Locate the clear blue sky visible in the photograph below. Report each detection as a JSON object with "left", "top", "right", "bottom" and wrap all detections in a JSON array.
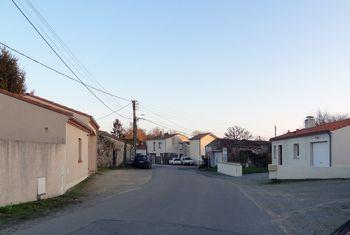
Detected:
[{"left": 2, "top": 0, "right": 350, "bottom": 138}]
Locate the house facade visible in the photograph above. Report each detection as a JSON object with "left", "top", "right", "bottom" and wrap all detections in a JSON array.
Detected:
[
  {"left": 205, "top": 138, "right": 270, "bottom": 167},
  {"left": 189, "top": 133, "right": 217, "bottom": 165},
  {"left": 146, "top": 133, "right": 189, "bottom": 164},
  {"left": 0, "top": 89, "right": 98, "bottom": 207},
  {"left": 269, "top": 116, "right": 350, "bottom": 180}
]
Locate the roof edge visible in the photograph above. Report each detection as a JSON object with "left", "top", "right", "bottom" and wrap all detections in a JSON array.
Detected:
[
  {"left": 25, "top": 93, "right": 99, "bottom": 130},
  {"left": 0, "top": 89, "right": 73, "bottom": 117},
  {"left": 270, "top": 130, "right": 330, "bottom": 141}
]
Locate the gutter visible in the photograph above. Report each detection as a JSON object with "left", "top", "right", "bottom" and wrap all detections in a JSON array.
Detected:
[{"left": 328, "top": 131, "right": 332, "bottom": 167}]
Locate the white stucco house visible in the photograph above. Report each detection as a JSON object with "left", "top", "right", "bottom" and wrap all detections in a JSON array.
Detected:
[
  {"left": 0, "top": 89, "right": 99, "bottom": 207},
  {"left": 146, "top": 133, "right": 189, "bottom": 164},
  {"left": 269, "top": 116, "right": 350, "bottom": 180},
  {"left": 189, "top": 133, "right": 217, "bottom": 165}
]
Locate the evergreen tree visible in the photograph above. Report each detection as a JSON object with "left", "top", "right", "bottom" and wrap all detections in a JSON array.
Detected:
[
  {"left": 0, "top": 47, "right": 26, "bottom": 94},
  {"left": 111, "top": 119, "right": 125, "bottom": 138}
]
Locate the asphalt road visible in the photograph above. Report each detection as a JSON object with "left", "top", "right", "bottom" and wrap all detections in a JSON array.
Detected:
[{"left": 16, "top": 165, "right": 282, "bottom": 235}]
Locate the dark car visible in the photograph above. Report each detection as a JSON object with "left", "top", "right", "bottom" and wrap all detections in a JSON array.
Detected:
[{"left": 131, "top": 155, "right": 152, "bottom": 169}]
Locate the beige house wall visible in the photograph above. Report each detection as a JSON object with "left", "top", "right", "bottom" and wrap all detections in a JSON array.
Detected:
[
  {"left": 189, "top": 139, "right": 200, "bottom": 162},
  {"left": 271, "top": 134, "right": 330, "bottom": 167},
  {"left": 200, "top": 135, "right": 216, "bottom": 156},
  {"left": 332, "top": 126, "right": 350, "bottom": 166},
  {"left": 190, "top": 135, "right": 216, "bottom": 165},
  {"left": 0, "top": 93, "right": 68, "bottom": 144},
  {"left": 0, "top": 139, "right": 66, "bottom": 207},
  {"left": 25, "top": 95, "right": 98, "bottom": 174},
  {"left": 64, "top": 123, "right": 89, "bottom": 190}
]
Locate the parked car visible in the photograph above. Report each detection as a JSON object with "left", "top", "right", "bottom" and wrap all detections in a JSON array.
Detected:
[
  {"left": 181, "top": 157, "right": 194, "bottom": 166},
  {"left": 131, "top": 154, "right": 152, "bottom": 169},
  {"left": 169, "top": 158, "right": 182, "bottom": 165}
]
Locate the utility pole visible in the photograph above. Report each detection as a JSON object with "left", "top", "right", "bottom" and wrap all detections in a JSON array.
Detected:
[
  {"left": 132, "top": 100, "right": 138, "bottom": 159},
  {"left": 274, "top": 125, "right": 277, "bottom": 137}
]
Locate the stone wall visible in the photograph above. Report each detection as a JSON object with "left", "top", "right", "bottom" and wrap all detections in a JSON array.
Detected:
[{"left": 97, "top": 131, "right": 132, "bottom": 168}]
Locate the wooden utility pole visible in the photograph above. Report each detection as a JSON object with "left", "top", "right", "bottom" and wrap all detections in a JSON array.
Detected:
[{"left": 132, "top": 100, "right": 138, "bottom": 159}]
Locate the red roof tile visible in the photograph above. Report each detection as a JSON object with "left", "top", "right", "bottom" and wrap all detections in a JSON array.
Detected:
[
  {"left": 270, "top": 118, "right": 350, "bottom": 141},
  {"left": 0, "top": 89, "right": 94, "bottom": 134},
  {"left": 0, "top": 88, "right": 73, "bottom": 116},
  {"left": 24, "top": 93, "right": 99, "bottom": 130}
]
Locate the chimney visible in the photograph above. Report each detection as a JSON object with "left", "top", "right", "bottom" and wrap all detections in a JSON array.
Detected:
[{"left": 305, "top": 116, "right": 316, "bottom": 128}]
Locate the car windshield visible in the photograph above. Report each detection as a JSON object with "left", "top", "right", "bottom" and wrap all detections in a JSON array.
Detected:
[
  {"left": 136, "top": 156, "right": 147, "bottom": 161},
  {"left": 174, "top": 158, "right": 180, "bottom": 161},
  {"left": 184, "top": 158, "right": 191, "bottom": 160}
]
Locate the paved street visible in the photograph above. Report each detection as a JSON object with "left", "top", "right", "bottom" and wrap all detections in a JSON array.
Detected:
[{"left": 13, "top": 165, "right": 282, "bottom": 235}]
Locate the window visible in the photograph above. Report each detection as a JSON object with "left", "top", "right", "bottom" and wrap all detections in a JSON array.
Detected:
[
  {"left": 179, "top": 143, "right": 183, "bottom": 150},
  {"left": 159, "top": 142, "right": 162, "bottom": 149},
  {"left": 153, "top": 142, "right": 156, "bottom": 151},
  {"left": 78, "top": 138, "right": 82, "bottom": 163},
  {"left": 278, "top": 145, "right": 283, "bottom": 165},
  {"left": 273, "top": 145, "right": 276, "bottom": 159},
  {"left": 293, "top": 144, "right": 300, "bottom": 159}
]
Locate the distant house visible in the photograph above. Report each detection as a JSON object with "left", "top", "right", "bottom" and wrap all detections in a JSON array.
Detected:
[
  {"left": 189, "top": 133, "right": 217, "bottom": 165},
  {"left": 205, "top": 138, "right": 270, "bottom": 167},
  {"left": 269, "top": 116, "right": 350, "bottom": 180},
  {"left": 146, "top": 133, "right": 189, "bottom": 164},
  {"left": 97, "top": 131, "right": 132, "bottom": 168},
  {"left": 136, "top": 144, "right": 147, "bottom": 155},
  {"left": 0, "top": 89, "right": 98, "bottom": 207}
]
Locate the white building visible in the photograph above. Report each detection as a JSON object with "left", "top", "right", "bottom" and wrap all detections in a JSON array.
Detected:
[
  {"left": 189, "top": 133, "right": 217, "bottom": 165},
  {"left": 269, "top": 116, "right": 350, "bottom": 180},
  {"left": 146, "top": 133, "right": 189, "bottom": 164}
]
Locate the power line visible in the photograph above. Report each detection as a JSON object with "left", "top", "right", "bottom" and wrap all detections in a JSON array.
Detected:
[
  {"left": 139, "top": 103, "right": 195, "bottom": 133},
  {"left": 0, "top": 42, "right": 191, "bottom": 131},
  {"left": 11, "top": 0, "right": 115, "bottom": 112},
  {"left": 23, "top": 0, "right": 123, "bottom": 107},
  {"left": 10, "top": 1, "right": 197, "bottom": 132},
  {"left": 97, "top": 102, "right": 132, "bottom": 120},
  {"left": 141, "top": 118, "right": 190, "bottom": 136},
  {"left": 0, "top": 41, "right": 132, "bottom": 102}
]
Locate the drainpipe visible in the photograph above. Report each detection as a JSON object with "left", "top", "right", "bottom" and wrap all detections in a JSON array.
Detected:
[{"left": 328, "top": 131, "right": 332, "bottom": 167}]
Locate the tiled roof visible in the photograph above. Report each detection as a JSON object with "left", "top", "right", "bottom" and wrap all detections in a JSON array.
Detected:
[
  {"left": 24, "top": 93, "right": 99, "bottom": 130},
  {"left": 189, "top": 132, "right": 217, "bottom": 140},
  {"left": 0, "top": 89, "right": 73, "bottom": 116},
  {"left": 270, "top": 118, "right": 350, "bottom": 141},
  {"left": 209, "top": 138, "right": 270, "bottom": 148},
  {"left": 0, "top": 89, "right": 94, "bottom": 134},
  {"left": 147, "top": 133, "right": 179, "bottom": 141}
]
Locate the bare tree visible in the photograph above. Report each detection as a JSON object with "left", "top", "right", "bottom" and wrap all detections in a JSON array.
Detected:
[
  {"left": 224, "top": 125, "right": 253, "bottom": 140},
  {"left": 111, "top": 119, "right": 125, "bottom": 138},
  {"left": 315, "top": 110, "right": 348, "bottom": 125},
  {"left": 147, "top": 127, "right": 163, "bottom": 138}
]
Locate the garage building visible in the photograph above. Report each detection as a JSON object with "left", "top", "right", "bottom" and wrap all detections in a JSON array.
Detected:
[{"left": 269, "top": 116, "right": 350, "bottom": 180}]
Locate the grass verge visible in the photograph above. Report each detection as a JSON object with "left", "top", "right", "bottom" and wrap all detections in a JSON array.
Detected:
[
  {"left": 198, "top": 166, "right": 218, "bottom": 173},
  {"left": 0, "top": 176, "right": 92, "bottom": 229},
  {"left": 243, "top": 167, "right": 268, "bottom": 174}
]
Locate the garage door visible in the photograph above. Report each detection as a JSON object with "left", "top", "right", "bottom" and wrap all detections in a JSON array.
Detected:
[
  {"left": 312, "top": 142, "right": 330, "bottom": 167},
  {"left": 214, "top": 152, "right": 223, "bottom": 164}
]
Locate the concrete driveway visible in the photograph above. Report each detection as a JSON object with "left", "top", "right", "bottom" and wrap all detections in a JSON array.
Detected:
[{"left": 226, "top": 173, "right": 350, "bottom": 235}]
